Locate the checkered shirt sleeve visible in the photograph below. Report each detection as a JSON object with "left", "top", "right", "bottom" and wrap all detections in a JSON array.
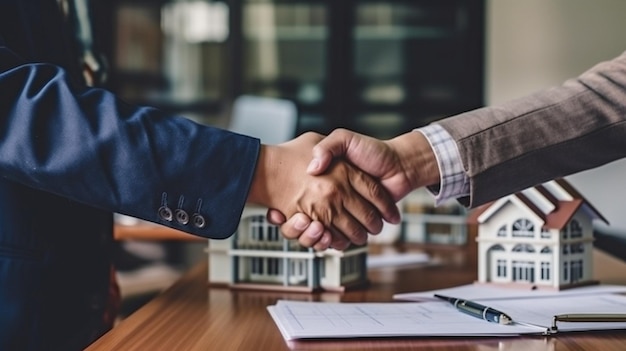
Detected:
[{"left": 415, "top": 124, "right": 470, "bottom": 205}]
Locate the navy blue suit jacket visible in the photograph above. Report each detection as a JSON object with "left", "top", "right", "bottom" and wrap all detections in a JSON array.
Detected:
[{"left": 0, "top": 1, "right": 259, "bottom": 349}]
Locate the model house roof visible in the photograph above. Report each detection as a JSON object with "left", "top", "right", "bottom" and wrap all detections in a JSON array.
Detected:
[{"left": 468, "top": 178, "right": 608, "bottom": 229}]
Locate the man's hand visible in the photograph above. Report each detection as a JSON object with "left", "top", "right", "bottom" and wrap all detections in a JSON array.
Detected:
[
  {"left": 248, "top": 132, "right": 400, "bottom": 250},
  {"left": 271, "top": 129, "right": 441, "bottom": 247},
  {"left": 307, "top": 128, "right": 439, "bottom": 201}
]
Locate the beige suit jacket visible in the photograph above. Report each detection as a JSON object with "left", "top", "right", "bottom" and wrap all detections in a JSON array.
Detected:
[{"left": 436, "top": 51, "right": 626, "bottom": 207}]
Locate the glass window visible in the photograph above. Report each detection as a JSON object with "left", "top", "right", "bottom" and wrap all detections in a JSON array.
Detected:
[
  {"left": 496, "top": 259, "right": 507, "bottom": 278},
  {"left": 512, "top": 219, "right": 534, "bottom": 238},
  {"left": 570, "top": 220, "right": 583, "bottom": 238},
  {"left": 252, "top": 215, "right": 265, "bottom": 241},
  {"left": 540, "top": 261, "right": 551, "bottom": 281},
  {"left": 512, "top": 260, "right": 534, "bottom": 283},
  {"left": 512, "top": 244, "right": 535, "bottom": 253},
  {"left": 241, "top": 2, "right": 327, "bottom": 104},
  {"left": 497, "top": 225, "right": 506, "bottom": 237}
]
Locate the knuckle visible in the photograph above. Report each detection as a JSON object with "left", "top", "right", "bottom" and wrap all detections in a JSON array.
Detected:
[
  {"left": 363, "top": 209, "right": 383, "bottom": 234},
  {"left": 280, "top": 225, "right": 299, "bottom": 239},
  {"left": 346, "top": 227, "right": 367, "bottom": 246},
  {"left": 368, "top": 179, "right": 386, "bottom": 201},
  {"left": 298, "top": 236, "right": 314, "bottom": 248}
]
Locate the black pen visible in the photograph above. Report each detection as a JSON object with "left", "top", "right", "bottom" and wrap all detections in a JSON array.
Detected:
[{"left": 435, "top": 294, "right": 513, "bottom": 325}]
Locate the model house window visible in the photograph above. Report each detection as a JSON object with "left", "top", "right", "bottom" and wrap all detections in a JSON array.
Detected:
[
  {"left": 571, "top": 259, "right": 583, "bottom": 281},
  {"left": 512, "top": 219, "right": 534, "bottom": 238},
  {"left": 251, "top": 215, "right": 265, "bottom": 241},
  {"left": 248, "top": 215, "right": 282, "bottom": 245},
  {"left": 512, "top": 260, "right": 534, "bottom": 283},
  {"left": 540, "top": 246, "right": 551, "bottom": 254},
  {"left": 341, "top": 256, "right": 359, "bottom": 276},
  {"left": 496, "top": 259, "right": 507, "bottom": 277},
  {"left": 267, "top": 258, "right": 282, "bottom": 276},
  {"left": 540, "top": 261, "right": 551, "bottom": 281},
  {"left": 562, "top": 244, "right": 569, "bottom": 255},
  {"left": 490, "top": 244, "right": 505, "bottom": 253},
  {"left": 540, "top": 228, "right": 551, "bottom": 239},
  {"left": 512, "top": 244, "right": 534, "bottom": 253},
  {"left": 569, "top": 220, "right": 583, "bottom": 238},
  {"left": 290, "top": 260, "right": 305, "bottom": 276},
  {"left": 497, "top": 225, "right": 506, "bottom": 237},
  {"left": 563, "top": 261, "right": 569, "bottom": 281},
  {"left": 570, "top": 243, "right": 584, "bottom": 254},
  {"left": 251, "top": 257, "right": 264, "bottom": 274},
  {"left": 268, "top": 225, "right": 280, "bottom": 242}
]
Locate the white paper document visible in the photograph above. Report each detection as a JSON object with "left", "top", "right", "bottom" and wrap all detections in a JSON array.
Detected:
[
  {"left": 268, "top": 294, "right": 626, "bottom": 340},
  {"left": 394, "top": 283, "right": 626, "bottom": 302}
]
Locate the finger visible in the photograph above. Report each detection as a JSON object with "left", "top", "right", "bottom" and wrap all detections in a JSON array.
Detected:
[
  {"left": 329, "top": 211, "right": 369, "bottom": 246},
  {"left": 296, "top": 221, "right": 326, "bottom": 248},
  {"left": 266, "top": 208, "right": 287, "bottom": 225},
  {"left": 279, "top": 213, "right": 313, "bottom": 240},
  {"left": 325, "top": 225, "right": 351, "bottom": 250},
  {"left": 349, "top": 168, "right": 401, "bottom": 225},
  {"left": 330, "top": 232, "right": 352, "bottom": 250},
  {"left": 313, "top": 231, "right": 332, "bottom": 251},
  {"left": 307, "top": 129, "right": 353, "bottom": 175}
]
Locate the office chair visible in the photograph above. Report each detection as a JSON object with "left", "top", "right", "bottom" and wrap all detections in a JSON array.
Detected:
[{"left": 228, "top": 95, "right": 298, "bottom": 144}]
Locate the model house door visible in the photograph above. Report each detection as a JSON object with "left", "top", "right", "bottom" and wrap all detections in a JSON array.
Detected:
[
  {"left": 511, "top": 260, "right": 535, "bottom": 283},
  {"left": 288, "top": 259, "right": 308, "bottom": 285}
]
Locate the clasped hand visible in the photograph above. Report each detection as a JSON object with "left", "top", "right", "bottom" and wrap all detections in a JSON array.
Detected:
[
  {"left": 247, "top": 132, "right": 400, "bottom": 250},
  {"left": 260, "top": 128, "right": 439, "bottom": 251}
]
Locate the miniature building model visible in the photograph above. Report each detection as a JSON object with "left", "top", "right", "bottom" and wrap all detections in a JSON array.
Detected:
[
  {"left": 468, "top": 179, "right": 608, "bottom": 290},
  {"left": 402, "top": 189, "right": 468, "bottom": 245},
  {"left": 207, "top": 206, "right": 368, "bottom": 292}
]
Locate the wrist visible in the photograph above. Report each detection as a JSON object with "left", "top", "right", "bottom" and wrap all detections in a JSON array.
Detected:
[
  {"left": 388, "top": 131, "right": 440, "bottom": 190},
  {"left": 248, "top": 144, "right": 274, "bottom": 207}
]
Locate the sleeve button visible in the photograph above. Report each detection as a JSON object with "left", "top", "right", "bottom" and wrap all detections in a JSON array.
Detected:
[
  {"left": 192, "top": 214, "right": 206, "bottom": 228},
  {"left": 175, "top": 209, "right": 189, "bottom": 225},
  {"left": 158, "top": 206, "right": 173, "bottom": 221}
]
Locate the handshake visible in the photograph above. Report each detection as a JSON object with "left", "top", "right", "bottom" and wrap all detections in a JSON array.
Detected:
[{"left": 247, "top": 128, "right": 440, "bottom": 251}]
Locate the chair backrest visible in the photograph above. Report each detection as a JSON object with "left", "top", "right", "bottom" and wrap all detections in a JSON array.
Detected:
[{"left": 228, "top": 95, "right": 298, "bottom": 144}]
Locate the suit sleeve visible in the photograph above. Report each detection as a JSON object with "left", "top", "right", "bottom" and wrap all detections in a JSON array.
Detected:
[
  {"left": 0, "top": 44, "right": 260, "bottom": 239},
  {"left": 435, "top": 51, "right": 626, "bottom": 207}
]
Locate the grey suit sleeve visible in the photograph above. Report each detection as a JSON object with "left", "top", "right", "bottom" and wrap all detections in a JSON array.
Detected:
[{"left": 435, "top": 51, "right": 626, "bottom": 207}]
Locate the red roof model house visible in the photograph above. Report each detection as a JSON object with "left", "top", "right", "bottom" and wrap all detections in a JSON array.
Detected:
[{"left": 468, "top": 179, "right": 608, "bottom": 290}]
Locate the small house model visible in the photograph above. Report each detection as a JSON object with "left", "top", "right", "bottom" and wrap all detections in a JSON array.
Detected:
[
  {"left": 468, "top": 179, "right": 608, "bottom": 290},
  {"left": 207, "top": 206, "right": 368, "bottom": 292},
  {"left": 401, "top": 188, "right": 468, "bottom": 245}
]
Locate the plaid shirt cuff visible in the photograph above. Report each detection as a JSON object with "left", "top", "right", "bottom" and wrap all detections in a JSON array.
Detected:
[{"left": 415, "top": 124, "right": 470, "bottom": 205}]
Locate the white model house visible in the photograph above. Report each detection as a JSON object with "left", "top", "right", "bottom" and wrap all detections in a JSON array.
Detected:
[
  {"left": 401, "top": 188, "right": 468, "bottom": 245},
  {"left": 207, "top": 206, "right": 368, "bottom": 292},
  {"left": 468, "top": 179, "right": 608, "bottom": 290}
]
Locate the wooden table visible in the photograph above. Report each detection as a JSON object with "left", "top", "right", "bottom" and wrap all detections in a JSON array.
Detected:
[{"left": 86, "top": 243, "right": 626, "bottom": 351}]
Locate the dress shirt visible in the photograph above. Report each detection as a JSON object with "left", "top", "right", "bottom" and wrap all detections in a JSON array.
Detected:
[{"left": 416, "top": 124, "right": 470, "bottom": 205}]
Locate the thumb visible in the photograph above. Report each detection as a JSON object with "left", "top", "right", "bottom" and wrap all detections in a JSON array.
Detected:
[
  {"left": 266, "top": 208, "right": 287, "bottom": 225},
  {"left": 307, "top": 129, "right": 352, "bottom": 175}
]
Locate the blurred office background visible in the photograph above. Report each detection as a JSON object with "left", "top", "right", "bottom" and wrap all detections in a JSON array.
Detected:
[{"left": 92, "top": 0, "right": 626, "bottom": 307}]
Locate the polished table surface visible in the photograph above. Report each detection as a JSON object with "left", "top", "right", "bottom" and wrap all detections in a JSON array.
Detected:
[{"left": 86, "top": 242, "right": 626, "bottom": 351}]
